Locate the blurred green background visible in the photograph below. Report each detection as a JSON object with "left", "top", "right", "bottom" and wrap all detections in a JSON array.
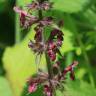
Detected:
[{"left": 0, "top": 0, "right": 96, "bottom": 96}]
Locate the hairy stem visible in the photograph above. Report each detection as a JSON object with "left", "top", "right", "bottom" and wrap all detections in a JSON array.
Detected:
[
  {"left": 38, "top": 0, "right": 55, "bottom": 95},
  {"left": 38, "top": 0, "right": 53, "bottom": 79}
]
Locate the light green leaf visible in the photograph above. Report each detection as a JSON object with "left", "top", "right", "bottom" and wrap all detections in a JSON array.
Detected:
[
  {"left": 76, "top": 68, "right": 87, "bottom": 79},
  {"left": 0, "top": 77, "right": 13, "bottom": 96},
  {"left": 2, "top": 28, "right": 46, "bottom": 96},
  {"left": 60, "top": 28, "right": 75, "bottom": 53},
  {"left": 18, "top": 0, "right": 32, "bottom": 6},
  {"left": 52, "top": 0, "right": 90, "bottom": 13}
]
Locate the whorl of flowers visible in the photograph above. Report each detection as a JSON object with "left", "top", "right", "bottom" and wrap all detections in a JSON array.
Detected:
[{"left": 14, "top": 0, "right": 78, "bottom": 96}]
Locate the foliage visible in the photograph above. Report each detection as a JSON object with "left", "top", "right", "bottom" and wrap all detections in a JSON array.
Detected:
[
  {"left": 2, "top": 28, "right": 46, "bottom": 96},
  {"left": 22, "top": 79, "right": 96, "bottom": 96},
  {"left": 57, "top": 80, "right": 96, "bottom": 96},
  {"left": 0, "top": 77, "right": 13, "bottom": 96},
  {"left": 52, "top": 0, "right": 91, "bottom": 13},
  {"left": 0, "top": 0, "right": 96, "bottom": 96}
]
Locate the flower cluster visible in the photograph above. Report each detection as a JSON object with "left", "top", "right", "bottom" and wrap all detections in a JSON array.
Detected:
[
  {"left": 27, "top": 61, "right": 78, "bottom": 96},
  {"left": 14, "top": 0, "right": 78, "bottom": 96},
  {"left": 26, "top": 0, "right": 53, "bottom": 11}
]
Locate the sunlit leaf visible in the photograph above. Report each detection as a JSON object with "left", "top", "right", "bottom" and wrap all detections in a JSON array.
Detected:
[
  {"left": 60, "top": 28, "right": 75, "bottom": 53},
  {"left": 2, "top": 28, "right": 46, "bottom": 96},
  {"left": 52, "top": 0, "right": 90, "bottom": 13},
  {"left": 0, "top": 77, "right": 13, "bottom": 96},
  {"left": 18, "top": 0, "right": 32, "bottom": 6}
]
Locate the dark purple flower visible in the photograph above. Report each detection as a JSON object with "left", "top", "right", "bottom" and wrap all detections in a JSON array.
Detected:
[
  {"left": 47, "top": 49, "right": 56, "bottom": 61},
  {"left": 39, "top": 17, "right": 53, "bottom": 26},
  {"left": 34, "top": 25, "right": 43, "bottom": 42},
  {"left": 26, "top": 1, "right": 39, "bottom": 10},
  {"left": 26, "top": 1, "right": 53, "bottom": 11},
  {"left": 44, "top": 85, "right": 52, "bottom": 96},
  {"left": 48, "top": 41, "right": 56, "bottom": 50},
  {"left": 47, "top": 28, "right": 63, "bottom": 61},
  {"left": 49, "top": 28, "right": 64, "bottom": 42},
  {"left": 13, "top": 6, "right": 38, "bottom": 28},
  {"left": 14, "top": 1, "right": 78, "bottom": 96},
  {"left": 13, "top": 6, "right": 27, "bottom": 26},
  {"left": 41, "top": 1, "right": 53, "bottom": 10},
  {"left": 56, "top": 39, "right": 62, "bottom": 47}
]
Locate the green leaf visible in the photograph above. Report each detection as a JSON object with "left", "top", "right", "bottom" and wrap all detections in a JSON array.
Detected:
[
  {"left": 60, "top": 28, "right": 75, "bottom": 53},
  {"left": 52, "top": 0, "right": 90, "bottom": 13},
  {"left": 2, "top": 28, "right": 46, "bottom": 96},
  {"left": 17, "top": 0, "right": 32, "bottom": 6},
  {"left": 56, "top": 80, "right": 96, "bottom": 96},
  {"left": 0, "top": 77, "right": 13, "bottom": 96}
]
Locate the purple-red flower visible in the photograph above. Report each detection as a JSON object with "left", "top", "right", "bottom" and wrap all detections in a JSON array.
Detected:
[
  {"left": 39, "top": 17, "right": 53, "bottom": 26},
  {"left": 27, "top": 61, "right": 78, "bottom": 95},
  {"left": 41, "top": 1, "right": 53, "bottom": 10},
  {"left": 46, "top": 28, "right": 64, "bottom": 61},
  {"left": 47, "top": 49, "right": 56, "bottom": 61},
  {"left": 13, "top": 6, "right": 38, "bottom": 28},
  {"left": 26, "top": 1, "right": 39, "bottom": 10},
  {"left": 44, "top": 85, "right": 52, "bottom": 96},
  {"left": 63, "top": 61, "right": 78, "bottom": 80},
  {"left": 26, "top": 1, "right": 53, "bottom": 11},
  {"left": 13, "top": 6, "right": 27, "bottom": 26},
  {"left": 14, "top": 0, "right": 78, "bottom": 96}
]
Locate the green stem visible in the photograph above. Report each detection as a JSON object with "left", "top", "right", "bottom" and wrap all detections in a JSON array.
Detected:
[
  {"left": 45, "top": 53, "right": 53, "bottom": 79},
  {"left": 15, "top": 0, "right": 21, "bottom": 43},
  {"left": 38, "top": 0, "right": 55, "bottom": 95},
  {"left": 38, "top": 0, "right": 53, "bottom": 79}
]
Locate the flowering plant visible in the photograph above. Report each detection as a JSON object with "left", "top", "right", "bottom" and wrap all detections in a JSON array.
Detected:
[{"left": 14, "top": 0, "right": 78, "bottom": 96}]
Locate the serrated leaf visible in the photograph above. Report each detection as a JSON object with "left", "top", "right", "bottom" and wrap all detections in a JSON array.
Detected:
[{"left": 52, "top": 0, "right": 90, "bottom": 13}]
